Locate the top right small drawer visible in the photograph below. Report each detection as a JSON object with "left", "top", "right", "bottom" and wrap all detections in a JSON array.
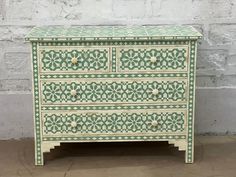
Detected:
[{"left": 116, "top": 45, "right": 189, "bottom": 72}]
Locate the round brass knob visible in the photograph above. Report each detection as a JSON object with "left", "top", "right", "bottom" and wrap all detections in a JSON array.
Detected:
[
  {"left": 70, "top": 89, "right": 77, "bottom": 96},
  {"left": 71, "top": 121, "right": 77, "bottom": 127},
  {"left": 152, "top": 89, "right": 159, "bottom": 95},
  {"left": 150, "top": 56, "right": 157, "bottom": 63},
  {"left": 151, "top": 120, "right": 158, "bottom": 127},
  {"left": 71, "top": 57, "right": 78, "bottom": 64}
]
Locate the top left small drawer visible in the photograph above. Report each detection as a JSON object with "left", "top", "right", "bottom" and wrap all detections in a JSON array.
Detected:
[{"left": 38, "top": 47, "right": 110, "bottom": 73}]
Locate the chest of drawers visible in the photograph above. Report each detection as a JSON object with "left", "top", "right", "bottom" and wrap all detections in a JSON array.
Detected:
[{"left": 26, "top": 26, "right": 202, "bottom": 165}]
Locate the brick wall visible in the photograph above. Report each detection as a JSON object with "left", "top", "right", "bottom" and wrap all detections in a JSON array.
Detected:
[{"left": 0, "top": 0, "right": 236, "bottom": 139}]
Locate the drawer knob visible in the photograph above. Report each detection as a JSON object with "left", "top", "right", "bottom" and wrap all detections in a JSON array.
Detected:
[
  {"left": 71, "top": 57, "right": 78, "bottom": 64},
  {"left": 71, "top": 121, "right": 77, "bottom": 127},
  {"left": 152, "top": 89, "right": 159, "bottom": 95},
  {"left": 151, "top": 120, "right": 158, "bottom": 127},
  {"left": 150, "top": 56, "right": 158, "bottom": 63},
  {"left": 70, "top": 90, "right": 77, "bottom": 96}
]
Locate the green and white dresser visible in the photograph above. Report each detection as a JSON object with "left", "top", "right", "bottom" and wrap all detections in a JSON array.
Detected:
[{"left": 25, "top": 26, "right": 202, "bottom": 165}]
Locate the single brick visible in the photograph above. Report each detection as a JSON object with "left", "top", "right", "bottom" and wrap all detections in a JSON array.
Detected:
[
  {"left": 216, "top": 75, "right": 236, "bottom": 87},
  {"left": 4, "top": 52, "right": 31, "bottom": 79},
  {"left": 5, "top": 0, "right": 33, "bottom": 20},
  {"left": 224, "top": 54, "right": 236, "bottom": 75},
  {"left": 197, "top": 49, "right": 227, "bottom": 76},
  {"left": 209, "top": 24, "right": 236, "bottom": 45},
  {"left": 0, "top": 79, "right": 31, "bottom": 91},
  {"left": 196, "top": 76, "right": 217, "bottom": 87},
  {"left": 0, "top": 0, "right": 5, "bottom": 20},
  {"left": 112, "top": 0, "right": 146, "bottom": 18}
]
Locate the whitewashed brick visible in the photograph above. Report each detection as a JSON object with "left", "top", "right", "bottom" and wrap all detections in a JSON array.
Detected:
[
  {"left": 197, "top": 49, "right": 227, "bottom": 76},
  {"left": 224, "top": 54, "right": 236, "bottom": 75},
  {"left": 4, "top": 0, "right": 236, "bottom": 22},
  {"left": 112, "top": 0, "right": 146, "bottom": 18},
  {"left": 209, "top": 24, "right": 236, "bottom": 45},
  {"left": 0, "top": 79, "right": 31, "bottom": 91},
  {"left": 208, "top": 0, "right": 234, "bottom": 18},
  {"left": 3, "top": 51, "right": 31, "bottom": 79},
  {"left": 0, "top": 27, "right": 12, "bottom": 41},
  {"left": 0, "top": 0, "right": 5, "bottom": 20},
  {"left": 227, "top": 54, "right": 236, "bottom": 65},
  {"left": 151, "top": 0, "right": 234, "bottom": 21},
  {"left": 0, "top": 26, "right": 32, "bottom": 41},
  {"left": 32, "top": 0, "right": 68, "bottom": 20},
  {"left": 196, "top": 76, "right": 217, "bottom": 87},
  {"left": 32, "top": 0, "right": 113, "bottom": 21},
  {"left": 5, "top": 0, "right": 33, "bottom": 20},
  {"left": 151, "top": 0, "right": 193, "bottom": 19},
  {"left": 216, "top": 75, "right": 236, "bottom": 87}
]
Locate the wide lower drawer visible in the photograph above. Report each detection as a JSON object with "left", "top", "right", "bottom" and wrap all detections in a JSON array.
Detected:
[
  {"left": 40, "top": 78, "right": 188, "bottom": 105},
  {"left": 42, "top": 109, "right": 187, "bottom": 136}
]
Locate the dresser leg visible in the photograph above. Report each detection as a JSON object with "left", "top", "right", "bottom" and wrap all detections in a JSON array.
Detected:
[
  {"left": 35, "top": 143, "right": 44, "bottom": 166},
  {"left": 185, "top": 145, "right": 194, "bottom": 163},
  {"left": 35, "top": 141, "right": 61, "bottom": 165}
]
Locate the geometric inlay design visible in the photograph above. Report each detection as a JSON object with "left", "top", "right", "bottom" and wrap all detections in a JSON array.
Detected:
[
  {"left": 41, "top": 79, "right": 187, "bottom": 104},
  {"left": 25, "top": 25, "right": 202, "bottom": 41},
  {"left": 40, "top": 73, "right": 188, "bottom": 79},
  {"left": 41, "top": 104, "right": 187, "bottom": 111},
  {"left": 40, "top": 48, "right": 109, "bottom": 72},
  {"left": 26, "top": 25, "right": 201, "bottom": 165},
  {"left": 118, "top": 46, "right": 188, "bottom": 71},
  {"left": 43, "top": 111, "right": 186, "bottom": 135},
  {"left": 42, "top": 135, "right": 187, "bottom": 141}
]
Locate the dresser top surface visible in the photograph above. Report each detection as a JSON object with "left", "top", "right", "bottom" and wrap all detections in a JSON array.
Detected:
[{"left": 25, "top": 25, "right": 202, "bottom": 41}]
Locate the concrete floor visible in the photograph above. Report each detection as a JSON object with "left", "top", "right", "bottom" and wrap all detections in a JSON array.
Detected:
[{"left": 0, "top": 136, "right": 236, "bottom": 177}]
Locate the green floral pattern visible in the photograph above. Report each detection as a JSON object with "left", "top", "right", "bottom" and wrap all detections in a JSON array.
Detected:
[
  {"left": 25, "top": 26, "right": 202, "bottom": 41},
  {"left": 42, "top": 80, "right": 187, "bottom": 104},
  {"left": 40, "top": 48, "right": 109, "bottom": 72},
  {"left": 43, "top": 111, "right": 186, "bottom": 134},
  {"left": 27, "top": 28, "right": 201, "bottom": 164},
  {"left": 118, "top": 47, "right": 187, "bottom": 71}
]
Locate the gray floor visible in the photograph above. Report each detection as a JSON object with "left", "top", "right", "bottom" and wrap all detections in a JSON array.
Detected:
[{"left": 0, "top": 136, "right": 236, "bottom": 177}]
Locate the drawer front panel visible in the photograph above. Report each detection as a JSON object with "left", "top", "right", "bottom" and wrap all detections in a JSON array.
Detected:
[
  {"left": 39, "top": 47, "right": 110, "bottom": 73},
  {"left": 42, "top": 110, "right": 187, "bottom": 136},
  {"left": 117, "top": 45, "right": 188, "bottom": 72},
  {"left": 41, "top": 78, "right": 187, "bottom": 104}
]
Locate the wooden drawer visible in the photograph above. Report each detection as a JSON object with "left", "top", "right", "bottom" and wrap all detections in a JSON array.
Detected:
[
  {"left": 116, "top": 45, "right": 189, "bottom": 72},
  {"left": 39, "top": 46, "right": 110, "bottom": 73},
  {"left": 40, "top": 78, "right": 188, "bottom": 105},
  {"left": 42, "top": 109, "right": 187, "bottom": 136}
]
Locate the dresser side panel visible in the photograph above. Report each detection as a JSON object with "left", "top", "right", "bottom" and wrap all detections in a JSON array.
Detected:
[
  {"left": 31, "top": 42, "right": 44, "bottom": 165},
  {"left": 186, "top": 40, "right": 198, "bottom": 163}
]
